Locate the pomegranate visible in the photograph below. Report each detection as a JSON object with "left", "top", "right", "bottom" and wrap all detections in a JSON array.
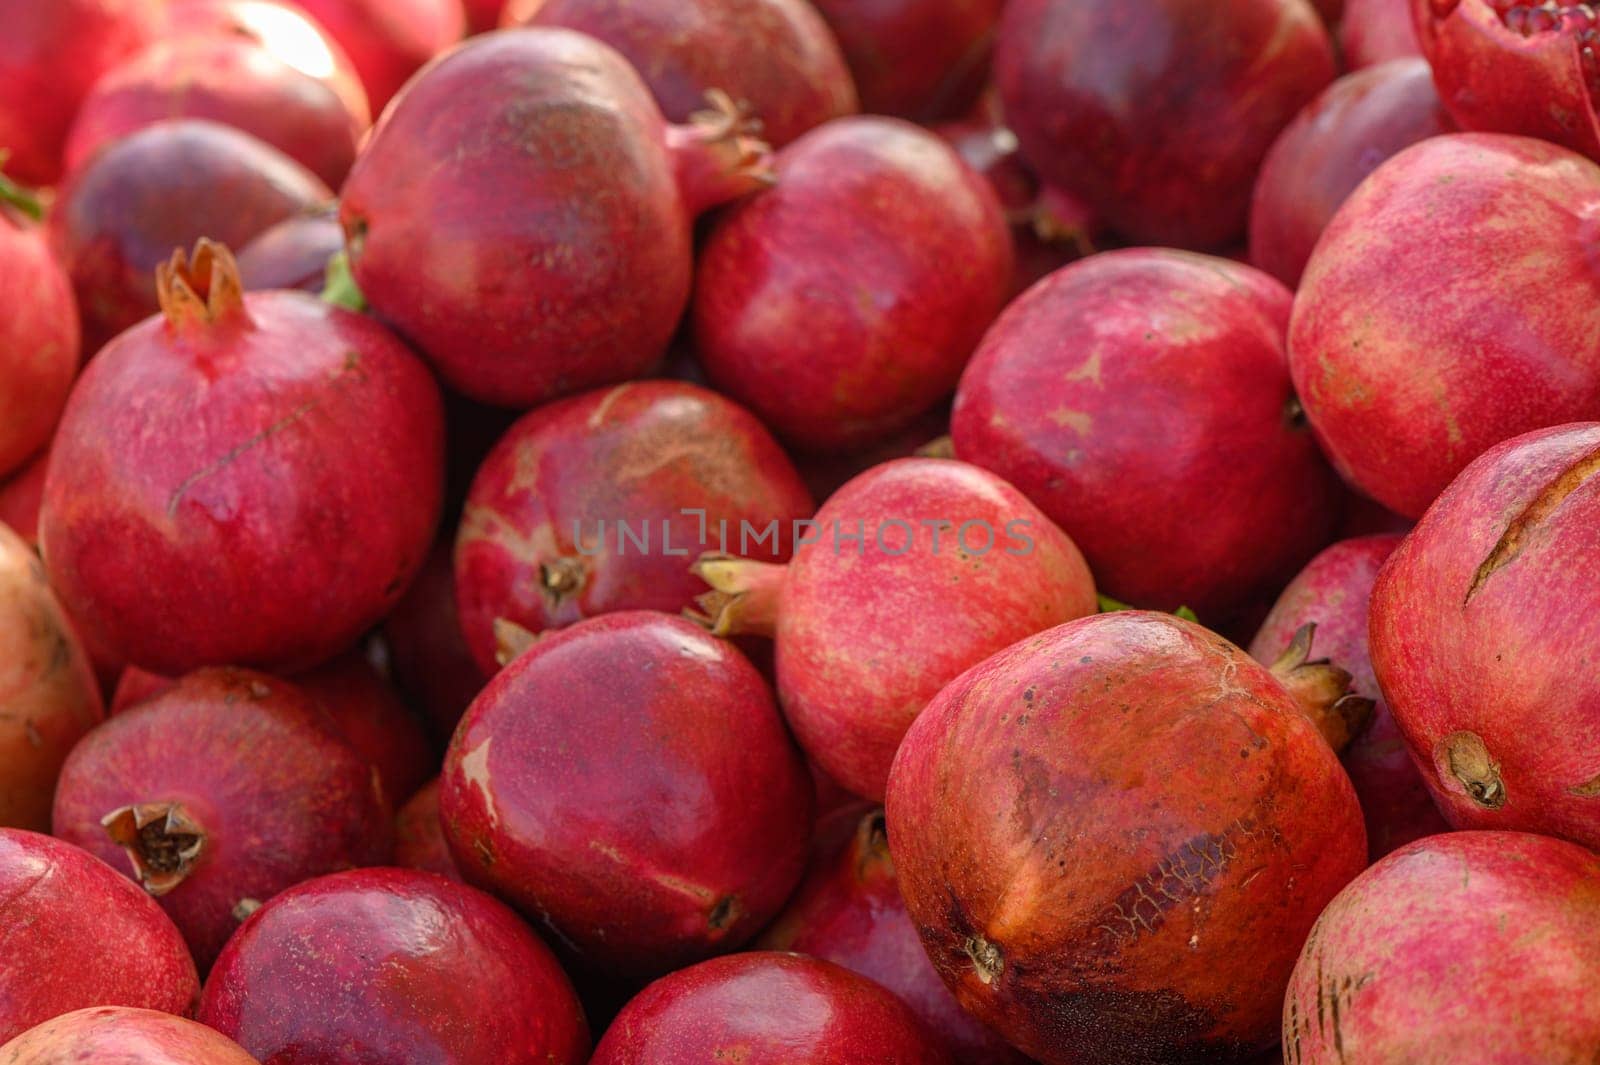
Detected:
[
  {"left": 759, "top": 806, "right": 1028, "bottom": 1064},
  {"left": 1370, "top": 422, "right": 1600, "bottom": 850},
  {"left": 48, "top": 120, "right": 331, "bottom": 351},
  {"left": 109, "top": 667, "right": 173, "bottom": 715},
  {"left": 997, "top": 0, "right": 1336, "bottom": 249},
  {"left": 439, "top": 611, "right": 812, "bottom": 980},
  {"left": 694, "top": 457, "right": 1097, "bottom": 800},
  {"left": 0, "top": 0, "right": 160, "bottom": 186},
  {"left": 454, "top": 380, "right": 814, "bottom": 676},
  {"left": 0, "top": 1007, "right": 259, "bottom": 1064},
  {"left": 809, "top": 0, "right": 1002, "bottom": 120},
  {"left": 590, "top": 953, "right": 954, "bottom": 1065},
  {"left": 693, "top": 116, "right": 1012, "bottom": 453},
  {"left": 792, "top": 404, "right": 951, "bottom": 505},
  {"left": 341, "top": 28, "right": 775, "bottom": 409},
  {"left": 0, "top": 188, "right": 78, "bottom": 479},
  {"left": 396, "top": 779, "right": 459, "bottom": 881},
  {"left": 199, "top": 868, "right": 589, "bottom": 1063},
  {"left": 296, "top": 650, "right": 436, "bottom": 807},
  {"left": 0, "top": 829, "right": 198, "bottom": 1044},
  {"left": 1288, "top": 133, "right": 1600, "bottom": 518},
  {"left": 0, "top": 450, "right": 46, "bottom": 546},
  {"left": 1341, "top": 0, "right": 1423, "bottom": 67},
  {"left": 236, "top": 207, "right": 342, "bottom": 294},
  {"left": 382, "top": 540, "right": 484, "bottom": 743},
  {"left": 952, "top": 248, "right": 1342, "bottom": 618},
  {"left": 52, "top": 667, "right": 393, "bottom": 969},
  {"left": 1283, "top": 831, "right": 1600, "bottom": 1063},
  {"left": 288, "top": 0, "right": 464, "bottom": 112},
  {"left": 886, "top": 611, "right": 1369, "bottom": 1064},
  {"left": 1249, "top": 60, "right": 1451, "bottom": 287},
  {"left": 512, "top": 0, "right": 857, "bottom": 147},
  {"left": 1249, "top": 535, "right": 1450, "bottom": 858},
  {"left": 0, "top": 524, "right": 104, "bottom": 832},
  {"left": 40, "top": 240, "right": 444, "bottom": 675},
  {"left": 466, "top": 0, "right": 507, "bottom": 33}
]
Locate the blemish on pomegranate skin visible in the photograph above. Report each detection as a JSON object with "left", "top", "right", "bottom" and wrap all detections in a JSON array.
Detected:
[
  {"left": 1465, "top": 444, "right": 1600, "bottom": 604},
  {"left": 965, "top": 935, "right": 1003, "bottom": 985}
]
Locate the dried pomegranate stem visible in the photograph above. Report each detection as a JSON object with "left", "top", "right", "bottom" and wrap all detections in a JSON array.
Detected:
[
  {"left": 1268, "top": 623, "right": 1375, "bottom": 754},
  {"left": 666, "top": 89, "right": 776, "bottom": 216},
  {"left": 686, "top": 554, "right": 785, "bottom": 638},
  {"left": 157, "top": 239, "right": 252, "bottom": 330},
  {"left": 101, "top": 802, "right": 206, "bottom": 896}
]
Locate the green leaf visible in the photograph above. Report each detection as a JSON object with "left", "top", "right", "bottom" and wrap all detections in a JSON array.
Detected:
[
  {"left": 1097, "top": 594, "right": 1134, "bottom": 613},
  {"left": 0, "top": 155, "right": 42, "bottom": 223},
  {"left": 1173, "top": 606, "right": 1199, "bottom": 623}
]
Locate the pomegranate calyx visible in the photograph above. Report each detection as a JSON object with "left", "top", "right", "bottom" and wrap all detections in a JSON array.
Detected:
[
  {"left": 666, "top": 89, "right": 777, "bottom": 216},
  {"left": 538, "top": 556, "right": 587, "bottom": 607},
  {"left": 1440, "top": 729, "right": 1507, "bottom": 809},
  {"left": 686, "top": 554, "right": 785, "bottom": 638},
  {"left": 101, "top": 802, "right": 207, "bottom": 896},
  {"left": 1269, "top": 623, "right": 1376, "bottom": 753},
  {"left": 157, "top": 239, "right": 252, "bottom": 330},
  {"left": 493, "top": 617, "right": 541, "bottom": 667}
]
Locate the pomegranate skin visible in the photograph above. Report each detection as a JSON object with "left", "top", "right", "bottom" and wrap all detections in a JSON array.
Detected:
[
  {"left": 466, "top": 0, "right": 506, "bottom": 33},
  {"left": 1249, "top": 536, "right": 1449, "bottom": 859},
  {"left": 0, "top": 1007, "right": 259, "bottom": 1064},
  {"left": 1248, "top": 60, "right": 1451, "bottom": 288},
  {"left": 48, "top": 120, "right": 331, "bottom": 352},
  {"left": 1283, "top": 832, "right": 1600, "bottom": 1064},
  {"left": 382, "top": 540, "right": 484, "bottom": 743},
  {"left": 0, "top": 829, "right": 199, "bottom": 1044},
  {"left": 0, "top": 210, "right": 78, "bottom": 479},
  {"left": 395, "top": 779, "right": 460, "bottom": 881},
  {"left": 0, "top": 452, "right": 47, "bottom": 547},
  {"left": 51, "top": 668, "right": 393, "bottom": 970},
  {"left": 296, "top": 650, "right": 435, "bottom": 808},
  {"left": 1340, "top": 0, "right": 1422, "bottom": 68},
  {"left": 40, "top": 244, "right": 444, "bottom": 676},
  {"left": 236, "top": 208, "right": 342, "bottom": 294},
  {"left": 0, "top": 0, "right": 160, "bottom": 186},
  {"left": 1370, "top": 423, "right": 1600, "bottom": 849},
  {"left": 693, "top": 116, "right": 1012, "bottom": 453},
  {"left": 439, "top": 611, "right": 813, "bottom": 981},
  {"left": 199, "top": 868, "right": 589, "bottom": 1064},
  {"left": 590, "top": 953, "right": 954, "bottom": 1065},
  {"left": 454, "top": 380, "right": 814, "bottom": 676},
  {"left": 997, "top": 0, "right": 1336, "bottom": 249},
  {"left": 759, "top": 807, "right": 1028, "bottom": 1065},
  {"left": 1289, "top": 133, "right": 1600, "bottom": 519},
  {"left": 288, "top": 0, "right": 464, "bottom": 113},
  {"left": 808, "top": 0, "right": 1001, "bottom": 120},
  {"left": 516, "top": 0, "right": 858, "bottom": 147},
  {"left": 953, "top": 249, "right": 1341, "bottom": 617},
  {"left": 0, "top": 524, "right": 104, "bottom": 832},
  {"left": 886, "top": 611, "right": 1368, "bottom": 1065}
]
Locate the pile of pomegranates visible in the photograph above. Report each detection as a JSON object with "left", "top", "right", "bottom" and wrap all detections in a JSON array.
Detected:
[{"left": 5, "top": 0, "right": 1599, "bottom": 1058}]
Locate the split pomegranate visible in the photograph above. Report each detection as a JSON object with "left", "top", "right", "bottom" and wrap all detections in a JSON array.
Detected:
[
  {"left": 1289, "top": 133, "right": 1600, "bottom": 518},
  {"left": 809, "top": 0, "right": 1001, "bottom": 121},
  {"left": 342, "top": 28, "right": 775, "bottom": 409},
  {"left": 454, "top": 380, "right": 814, "bottom": 676},
  {"left": 296, "top": 650, "right": 436, "bottom": 807},
  {"left": 1249, "top": 60, "right": 1451, "bottom": 287},
  {"left": 0, "top": 1007, "right": 259, "bottom": 1064},
  {"left": 759, "top": 806, "right": 1028, "bottom": 1064},
  {"left": 693, "top": 116, "right": 1012, "bottom": 453},
  {"left": 512, "top": 0, "right": 858, "bottom": 147},
  {"left": 952, "top": 248, "right": 1342, "bottom": 618},
  {"left": 0, "top": 829, "right": 198, "bottom": 1044},
  {"left": 997, "top": 0, "right": 1335, "bottom": 249},
  {"left": 0, "top": 0, "right": 160, "bottom": 186},
  {"left": 1283, "top": 831, "right": 1600, "bottom": 1063},
  {"left": 886, "top": 611, "right": 1369, "bottom": 1064},
  {"left": 590, "top": 953, "right": 954, "bottom": 1065},
  {"left": 1341, "top": 0, "right": 1423, "bottom": 67},
  {"left": 199, "top": 868, "right": 590, "bottom": 1064},
  {"left": 51, "top": 667, "right": 393, "bottom": 969},
  {"left": 439, "top": 611, "right": 812, "bottom": 980},
  {"left": 395, "top": 779, "right": 459, "bottom": 881},
  {"left": 287, "top": 0, "right": 464, "bottom": 112},
  {"left": 0, "top": 450, "right": 46, "bottom": 546},
  {"left": 694, "top": 457, "right": 1096, "bottom": 800},
  {"left": 235, "top": 208, "right": 343, "bottom": 294},
  {"left": 48, "top": 120, "right": 331, "bottom": 351},
  {"left": 0, "top": 189, "right": 78, "bottom": 479},
  {"left": 40, "top": 240, "right": 444, "bottom": 675},
  {"left": 0, "top": 524, "right": 104, "bottom": 832},
  {"left": 1370, "top": 422, "right": 1600, "bottom": 850},
  {"left": 1249, "top": 535, "right": 1449, "bottom": 858},
  {"left": 382, "top": 540, "right": 485, "bottom": 743}
]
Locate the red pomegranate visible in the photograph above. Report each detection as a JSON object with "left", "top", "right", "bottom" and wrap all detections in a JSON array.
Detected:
[
  {"left": 466, "top": 0, "right": 506, "bottom": 33},
  {"left": 287, "top": 0, "right": 463, "bottom": 112},
  {"left": 48, "top": 120, "right": 331, "bottom": 351},
  {"left": 109, "top": 667, "right": 174, "bottom": 715},
  {"left": 694, "top": 457, "right": 1096, "bottom": 801},
  {"left": 590, "top": 953, "right": 954, "bottom": 1065},
  {"left": 1288, "top": 133, "right": 1600, "bottom": 518},
  {"left": 1249, "top": 535, "right": 1449, "bottom": 858},
  {"left": 511, "top": 0, "right": 857, "bottom": 147},
  {"left": 0, "top": 524, "right": 104, "bottom": 832},
  {"left": 1283, "top": 831, "right": 1600, "bottom": 1063},
  {"left": 296, "top": 649, "right": 436, "bottom": 807},
  {"left": 0, "top": 187, "right": 78, "bottom": 479},
  {"left": 439, "top": 611, "right": 812, "bottom": 981},
  {"left": 886, "top": 611, "right": 1369, "bottom": 1064},
  {"left": 199, "top": 868, "right": 589, "bottom": 1063},
  {"left": 952, "top": 248, "right": 1342, "bottom": 619},
  {"left": 807, "top": 0, "right": 1000, "bottom": 120},
  {"left": 236, "top": 207, "right": 342, "bottom": 293},
  {"left": 759, "top": 806, "right": 1028, "bottom": 1064},
  {"left": 0, "top": 0, "right": 160, "bottom": 186},
  {"left": 1341, "top": 0, "right": 1423, "bottom": 67},
  {"left": 1249, "top": 60, "right": 1451, "bottom": 287},
  {"left": 51, "top": 668, "right": 393, "bottom": 969},
  {"left": 342, "top": 29, "right": 774, "bottom": 409},
  {"left": 1370, "top": 422, "right": 1600, "bottom": 850},
  {"left": 454, "top": 380, "right": 814, "bottom": 676},
  {"left": 0, "top": 1007, "right": 258, "bottom": 1064},
  {"left": 0, "top": 829, "right": 198, "bottom": 1044},
  {"left": 693, "top": 116, "right": 1012, "bottom": 453},
  {"left": 997, "top": 0, "right": 1335, "bottom": 249},
  {"left": 396, "top": 779, "right": 460, "bottom": 881},
  {"left": 40, "top": 240, "right": 444, "bottom": 675},
  {"left": 0, "top": 449, "right": 46, "bottom": 546},
  {"left": 382, "top": 540, "right": 485, "bottom": 743}
]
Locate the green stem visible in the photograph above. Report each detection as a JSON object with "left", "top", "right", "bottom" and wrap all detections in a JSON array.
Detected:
[{"left": 320, "top": 250, "right": 368, "bottom": 312}]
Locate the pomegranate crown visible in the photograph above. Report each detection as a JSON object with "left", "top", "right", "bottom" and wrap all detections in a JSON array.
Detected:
[{"left": 156, "top": 238, "right": 251, "bottom": 328}]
